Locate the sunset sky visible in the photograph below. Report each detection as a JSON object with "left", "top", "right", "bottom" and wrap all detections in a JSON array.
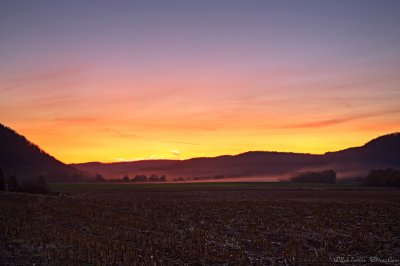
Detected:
[{"left": 1, "top": 1, "right": 400, "bottom": 163}]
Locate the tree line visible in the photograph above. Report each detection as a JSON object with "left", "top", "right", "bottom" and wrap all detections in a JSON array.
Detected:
[
  {"left": 95, "top": 174, "right": 167, "bottom": 183},
  {"left": 288, "top": 168, "right": 400, "bottom": 187},
  {"left": 0, "top": 167, "right": 49, "bottom": 194},
  {"left": 290, "top": 170, "right": 336, "bottom": 183},
  {"left": 363, "top": 168, "right": 400, "bottom": 187}
]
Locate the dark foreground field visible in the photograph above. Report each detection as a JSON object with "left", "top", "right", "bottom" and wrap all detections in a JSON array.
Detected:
[{"left": 1, "top": 183, "right": 400, "bottom": 265}]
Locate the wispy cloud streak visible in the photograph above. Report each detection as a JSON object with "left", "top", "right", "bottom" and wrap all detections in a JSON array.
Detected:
[{"left": 280, "top": 109, "right": 400, "bottom": 129}]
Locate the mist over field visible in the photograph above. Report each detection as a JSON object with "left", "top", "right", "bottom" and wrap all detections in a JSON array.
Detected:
[{"left": 1, "top": 0, "right": 400, "bottom": 265}]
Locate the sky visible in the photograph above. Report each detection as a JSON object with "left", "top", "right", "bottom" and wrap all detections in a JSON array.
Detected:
[{"left": 1, "top": 0, "right": 400, "bottom": 163}]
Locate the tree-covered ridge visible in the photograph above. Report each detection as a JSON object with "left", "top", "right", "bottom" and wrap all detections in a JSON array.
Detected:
[{"left": 0, "top": 123, "right": 86, "bottom": 182}]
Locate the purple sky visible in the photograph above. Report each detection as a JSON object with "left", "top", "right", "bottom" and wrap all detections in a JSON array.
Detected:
[{"left": 1, "top": 0, "right": 400, "bottom": 163}]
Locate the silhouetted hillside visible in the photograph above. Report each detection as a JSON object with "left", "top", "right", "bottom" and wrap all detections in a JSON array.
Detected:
[
  {"left": 73, "top": 160, "right": 177, "bottom": 179},
  {"left": 72, "top": 133, "right": 400, "bottom": 181},
  {"left": 323, "top": 133, "right": 400, "bottom": 176},
  {"left": 0, "top": 123, "right": 87, "bottom": 182}
]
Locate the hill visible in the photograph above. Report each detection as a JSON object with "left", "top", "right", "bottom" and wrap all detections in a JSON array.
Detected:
[
  {"left": 0, "top": 123, "right": 87, "bottom": 182},
  {"left": 72, "top": 133, "right": 400, "bottom": 181},
  {"left": 2, "top": 121, "right": 398, "bottom": 182}
]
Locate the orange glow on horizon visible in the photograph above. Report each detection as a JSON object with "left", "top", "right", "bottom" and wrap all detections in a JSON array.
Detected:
[
  {"left": 4, "top": 115, "right": 399, "bottom": 164},
  {"left": 2, "top": 64, "right": 400, "bottom": 164},
  {"left": 2, "top": 1, "right": 400, "bottom": 163}
]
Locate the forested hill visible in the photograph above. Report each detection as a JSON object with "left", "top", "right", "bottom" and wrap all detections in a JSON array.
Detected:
[{"left": 0, "top": 123, "right": 87, "bottom": 182}]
